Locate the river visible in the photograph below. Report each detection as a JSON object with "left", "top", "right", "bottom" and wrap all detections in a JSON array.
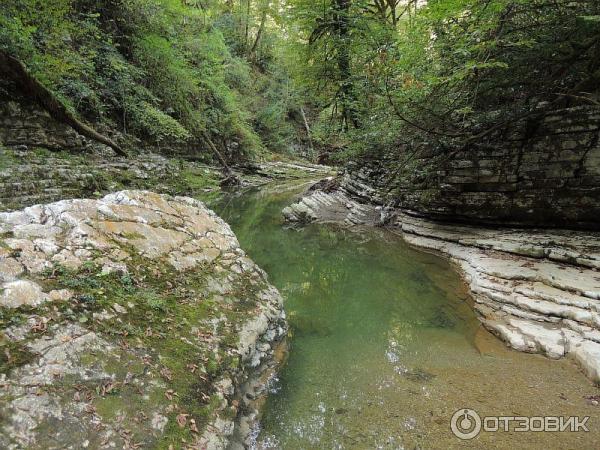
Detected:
[{"left": 212, "top": 181, "right": 599, "bottom": 449}]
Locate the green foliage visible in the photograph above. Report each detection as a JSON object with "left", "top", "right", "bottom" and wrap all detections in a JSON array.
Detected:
[
  {"left": 0, "top": 0, "right": 310, "bottom": 161},
  {"left": 389, "top": 0, "right": 598, "bottom": 147},
  {"left": 141, "top": 289, "right": 167, "bottom": 311},
  {"left": 3, "top": 0, "right": 596, "bottom": 167},
  {"left": 126, "top": 100, "right": 192, "bottom": 143},
  {"left": 281, "top": 0, "right": 600, "bottom": 163}
]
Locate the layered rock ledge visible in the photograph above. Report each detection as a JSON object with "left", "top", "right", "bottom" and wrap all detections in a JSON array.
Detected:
[
  {"left": 0, "top": 144, "right": 332, "bottom": 213},
  {"left": 0, "top": 190, "right": 286, "bottom": 449},
  {"left": 283, "top": 178, "right": 600, "bottom": 384}
]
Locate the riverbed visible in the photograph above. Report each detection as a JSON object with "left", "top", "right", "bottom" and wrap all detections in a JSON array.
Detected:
[{"left": 213, "top": 182, "right": 600, "bottom": 449}]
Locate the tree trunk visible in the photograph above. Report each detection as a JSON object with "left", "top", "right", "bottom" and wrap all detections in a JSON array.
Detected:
[
  {"left": 334, "top": 0, "right": 359, "bottom": 130},
  {"left": 0, "top": 50, "right": 127, "bottom": 156},
  {"left": 299, "top": 106, "right": 315, "bottom": 160},
  {"left": 244, "top": 0, "right": 251, "bottom": 51},
  {"left": 201, "top": 132, "right": 240, "bottom": 185},
  {"left": 250, "top": 9, "right": 267, "bottom": 56}
]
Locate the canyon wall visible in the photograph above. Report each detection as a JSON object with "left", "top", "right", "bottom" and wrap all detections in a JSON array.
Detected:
[{"left": 364, "top": 106, "right": 600, "bottom": 230}]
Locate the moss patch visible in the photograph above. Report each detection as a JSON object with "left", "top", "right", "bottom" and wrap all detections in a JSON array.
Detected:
[
  {"left": 0, "top": 335, "right": 36, "bottom": 374},
  {"left": 24, "top": 237, "right": 268, "bottom": 445}
]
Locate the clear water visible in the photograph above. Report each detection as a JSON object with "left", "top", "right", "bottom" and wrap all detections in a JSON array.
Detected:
[{"left": 212, "top": 182, "right": 600, "bottom": 450}]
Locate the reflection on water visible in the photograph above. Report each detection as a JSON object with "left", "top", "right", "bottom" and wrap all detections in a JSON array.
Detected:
[{"left": 212, "top": 183, "right": 600, "bottom": 450}]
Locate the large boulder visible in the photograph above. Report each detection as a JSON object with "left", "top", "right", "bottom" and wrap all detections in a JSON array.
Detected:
[{"left": 0, "top": 190, "right": 286, "bottom": 449}]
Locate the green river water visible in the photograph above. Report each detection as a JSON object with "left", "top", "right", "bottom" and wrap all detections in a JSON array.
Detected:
[{"left": 213, "top": 182, "right": 599, "bottom": 450}]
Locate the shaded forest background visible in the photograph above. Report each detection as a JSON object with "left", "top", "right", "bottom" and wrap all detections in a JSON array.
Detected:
[{"left": 1, "top": 0, "right": 599, "bottom": 168}]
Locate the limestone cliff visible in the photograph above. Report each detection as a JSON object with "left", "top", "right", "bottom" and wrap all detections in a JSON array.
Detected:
[{"left": 341, "top": 106, "right": 600, "bottom": 230}]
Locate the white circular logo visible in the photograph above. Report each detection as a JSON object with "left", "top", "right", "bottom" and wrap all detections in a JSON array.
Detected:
[{"left": 451, "top": 408, "right": 482, "bottom": 440}]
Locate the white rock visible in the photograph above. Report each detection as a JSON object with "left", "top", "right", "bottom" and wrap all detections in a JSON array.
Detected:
[{"left": 0, "top": 280, "right": 47, "bottom": 308}]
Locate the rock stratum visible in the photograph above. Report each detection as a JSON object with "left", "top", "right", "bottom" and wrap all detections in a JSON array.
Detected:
[
  {"left": 283, "top": 176, "right": 600, "bottom": 384},
  {"left": 0, "top": 190, "right": 286, "bottom": 449},
  {"left": 339, "top": 106, "right": 600, "bottom": 230}
]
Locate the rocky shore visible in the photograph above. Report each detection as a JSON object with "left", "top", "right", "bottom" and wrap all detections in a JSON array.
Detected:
[
  {"left": 0, "top": 145, "right": 332, "bottom": 213},
  {"left": 283, "top": 172, "right": 600, "bottom": 384},
  {"left": 0, "top": 190, "right": 287, "bottom": 449}
]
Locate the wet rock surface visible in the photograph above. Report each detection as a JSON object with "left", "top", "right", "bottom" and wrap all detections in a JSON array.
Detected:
[
  {"left": 0, "top": 190, "right": 287, "bottom": 449},
  {"left": 283, "top": 176, "right": 600, "bottom": 383}
]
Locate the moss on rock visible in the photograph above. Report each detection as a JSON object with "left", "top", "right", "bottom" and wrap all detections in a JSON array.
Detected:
[{"left": 0, "top": 190, "right": 286, "bottom": 449}]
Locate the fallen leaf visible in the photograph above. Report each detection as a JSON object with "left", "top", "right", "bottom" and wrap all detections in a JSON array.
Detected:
[
  {"left": 189, "top": 418, "right": 199, "bottom": 433},
  {"left": 176, "top": 413, "right": 188, "bottom": 428},
  {"left": 165, "top": 389, "right": 177, "bottom": 400},
  {"left": 160, "top": 367, "right": 173, "bottom": 381}
]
